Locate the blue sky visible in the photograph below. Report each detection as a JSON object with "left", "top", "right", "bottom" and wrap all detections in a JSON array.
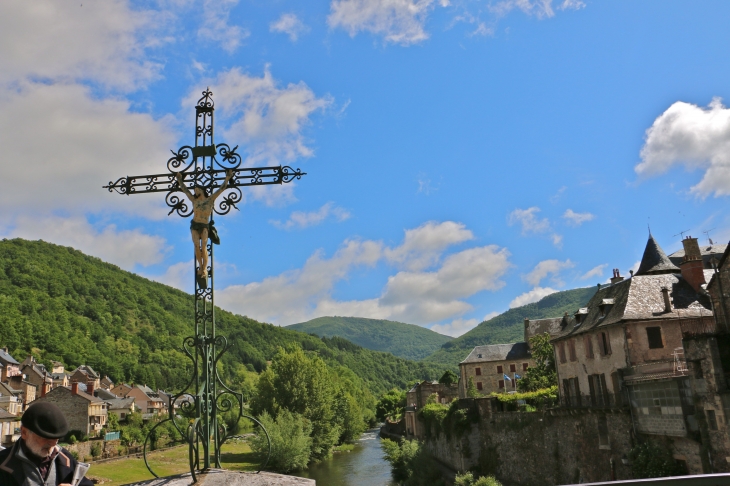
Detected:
[{"left": 3, "top": 0, "right": 730, "bottom": 337}]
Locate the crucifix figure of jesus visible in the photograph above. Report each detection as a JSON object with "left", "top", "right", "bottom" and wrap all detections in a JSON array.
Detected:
[{"left": 175, "top": 170, "right": 234, "bottom": 280}]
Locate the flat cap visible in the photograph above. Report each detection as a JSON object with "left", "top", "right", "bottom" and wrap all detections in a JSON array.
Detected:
[{"left": 21, "top": 402, "right": 68, "bottom": 439}]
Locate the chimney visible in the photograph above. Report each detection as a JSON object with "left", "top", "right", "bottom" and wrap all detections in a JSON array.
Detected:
[
  {"left": 680, "top": 236, "right": 706, "bottom": 292},
  {"left": 71, "top": 382, "right": 79, "bottom": 395},
  {"left": 41, "top": 383, "right": 50, "bottom": 397},
  {"left": 87, "top": 381, "right": 95, "bottom": 397},
  {"left": 661, "top": 286, "right": 672, "bottom": 313},
  {"left": 610, "top": 269, "right": 624, "bottom": 284}
]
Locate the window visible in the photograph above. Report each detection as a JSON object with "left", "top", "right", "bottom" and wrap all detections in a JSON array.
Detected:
[
  {"left": 522, "top": 363, "right": 529, "bottom": 371},
  {"left": 498, "top": 380, "right": 504, "bottom": 389},
  {"left": 476, "top": 382, "right": 483, "bottom": 391},
  {"left": 646, "top": 327, "right": 664, "bottom": 349},
  {"left": 584, "top": 335, "right": 594, "bottom": 359},
  {"left": 558, "top": 342, "right": 567, "bottom": 364},
  {"left": 568, "top": 339, "right": 577, "bottom": 362},
  {"left": 598, "top": 332, "right": 612, "bottom": 356},
  {"left": 597, "top": 414, "right": 609, "bottom": 449},
  {"left": 707, "top": 410, "right": 718, "bottom": 431},
  {"left": 563, "top": 377, "right": 580, "bottom": 407},
  {"left": 588, "top": 374, "right": 608, "bottom": 407},
  {"left": 475, "top": 367, "right": 481, "bottom": 376},
  {"left": 497, "top": 365, "right": 503, "bottom": 374},
  {"left": 509, "top": 364, "right": 516, "bottom": 373}
]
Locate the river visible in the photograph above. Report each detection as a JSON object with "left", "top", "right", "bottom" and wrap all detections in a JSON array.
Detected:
[{"left": 293, "top": 429, "right": 396, "bottom": 485}]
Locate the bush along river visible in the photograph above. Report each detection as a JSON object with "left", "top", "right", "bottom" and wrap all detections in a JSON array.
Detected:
[{"left": 293, "top": 428, "right": 396, "bottom": 486}]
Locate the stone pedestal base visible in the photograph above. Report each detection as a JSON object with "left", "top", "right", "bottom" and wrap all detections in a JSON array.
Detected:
[{"left": 122, "top": 469, "right": 315, "bottom": 486}]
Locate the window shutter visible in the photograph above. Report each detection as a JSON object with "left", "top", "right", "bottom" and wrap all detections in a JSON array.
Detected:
[
  {"left": 509, "top": 364, "right": 516, "bottom": 372},
  {"left": 499, "top": 380, "right": 504, "bottom": 389},
  {"left": 523, "top": 363, "right": 528, "bottom": 371},
  {"left": 475, "top": 367, "right": 481, "bottom": 376},
  {"left": 497, "top": 365, "right": 503, "bottom": 374},
  {"left": 476, "top": 382, "right": 483, "bottom": 390}
]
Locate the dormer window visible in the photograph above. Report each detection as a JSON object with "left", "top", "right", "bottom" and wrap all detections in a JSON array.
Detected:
[
  {"left": 574, "top": 308, "right": 588, "bottom": 326},
  {"left": 598, "top": 299, "right": 614, "bottom": 318}
]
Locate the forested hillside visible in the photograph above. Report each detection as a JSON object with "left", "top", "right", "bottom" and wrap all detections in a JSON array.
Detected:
[
  {"left": 0, "top": 239, "right": 440, "bottom": 395},
  {"left": 286, "top": 316, "right": 452, "bottom": 361},
  {"left": 423, "top": 286, "right": 597, "bottom": 369}
]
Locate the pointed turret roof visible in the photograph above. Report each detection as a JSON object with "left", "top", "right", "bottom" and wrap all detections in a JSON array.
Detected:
[{"left": 636, "top": 234, "right": 680, "bottom": 276}]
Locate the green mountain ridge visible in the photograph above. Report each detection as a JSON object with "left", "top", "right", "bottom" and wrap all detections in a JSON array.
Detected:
[
  {"left": 422, "top": 286, "right": 598, "bottom": 369},
  {"left": 286, "top": 316, "right": 453, "bottom": 361},
  {"left": 0, "top": 238, "right": 441, "bottom": 396}
]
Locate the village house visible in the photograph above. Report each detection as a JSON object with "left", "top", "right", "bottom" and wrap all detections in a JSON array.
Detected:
[
  {"left": 105, "top": 397, "right": 138, "bottom": 421},
  {"left": 0, "top": 348, "right": 20, "bottom": 383},
  {"left": 100, "top": 375, "right": 114, "bottom": 390},
  {"left": 0, "top": 382, "right": 22, "bottom": 416},
  {"left": 20, "top": 356, "right": 53, "bottom": 396},
  {"left": 110, "top": 382, "right": 133, "bottom": 397},
  {"left": 0, "top": 408, "right": 20, "bottom": 447},
  {"left": 50, "top": 361, "right": 70, "bottom": 388},
  {"left": 7, "top": 376, "right": 37, "bottom": 410},
  {"left": 126, "top": 385, "right": 166, "bottom": 416},
  {"left": 34, "top": 382, "right": 107, "bottom": 437},
  {"left": 70, "top": 364, "right": 101, "bottom": 391},
  {"left": 458, "top": 343, "right": 532, "bottom": 397}
]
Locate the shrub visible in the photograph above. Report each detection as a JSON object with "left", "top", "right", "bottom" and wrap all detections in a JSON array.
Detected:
[
  {"left": 380, "top": 438, "right": 445, "bottom": 486},
  {"left": 455, "top": 472, "right": 503, "bottom": 486},
  {"left": 90, "top": 443, "right": 102, "bottom": 459},
  {"left": 69, "top": 451, "right": 79, "bottom": 460},
  {"left": 629, "top": 441, "right": 686, "bottom": 478},
  {"left": 248, "top": 410, "right": 312, "bottom": 473}
]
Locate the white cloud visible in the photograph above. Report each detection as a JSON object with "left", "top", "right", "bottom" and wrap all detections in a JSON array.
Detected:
[
  {"left": 150, "top": 260, "right": 193, "bottom": 291},
  {"left": 430, "top": 318, "right": 479, "bottom": 337},
  {"left": 0, "top": 0, "right": 161, "bottom": 91},
  {"left": 491, "top": 0, "right": 582, "bottom": 19},
  {"left": 328, "top": 0, "right": 438, "bottom": 45},
  {"left": 270, "top": 202, "right": 351, "bottom": 230},
  {"left": 198, "top": 0, "right": 249, "bottom": 53},
  {"left": 270, "top": 13, "right": 310, "bottom": 42},
  {"left": 216, "top": 222, "right": 510, "bottom": 325},
  {"left": 0, "top": 82, "right": 177, "bottom": 219},
  {"left": 483, "top": 311, "right": 500, "bottom": 321},
  {"left": 198, "top": 67, "right": 332, "bottom": 168},
  {"left": 508, "top": 207, "right": 562, "bottom": 247},
  {"left": 384, "top": 221, "right": 474, "bottom": 271},
  {"left": 508, "top": 207, "right": 551, "bottom": 234},
  {"left": 524, "top": 259, "right": 574, "bottom": 286},
  {"left": 563, "top": 209, "right": 595, "bottom": 226},
  {"left": 580, "top": 263, "right": 607, "bottom": 281},
  {"left": 5, "top": 216, "right": 167, "bottom": 271},
  {"left": 636, "top": 98, "right": 730, "bottom": 198},
  {"left": 509, "top": 287, "right": 558, "bottom": 308}
]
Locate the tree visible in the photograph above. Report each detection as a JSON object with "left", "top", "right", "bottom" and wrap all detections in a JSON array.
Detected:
[
  {"left": 438, "top": 370, "right": 458, "bottom": 386},
  {"left": 251, "top": 345, "right": 341, "bottom": 461},
  {"left": 249, "top": 410, "right": 312, "bottom": 473},
  {"left": 517, "top": 333, "right": 557, "bottom": 392},
  {"left": 466, "top": 377, "right": 480, "bottom": 398},
  {"left": 375, "top": 389, "right": 406, "bottom": 421}
]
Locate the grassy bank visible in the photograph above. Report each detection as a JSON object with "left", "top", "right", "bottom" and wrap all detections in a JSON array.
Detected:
[{"left": 87, "top": 440, "right": 258, "bottom": 485}]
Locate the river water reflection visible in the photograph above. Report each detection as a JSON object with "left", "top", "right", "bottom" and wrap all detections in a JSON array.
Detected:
[{"left": 293, "top": 429, "right": 396, "bottom": 486}]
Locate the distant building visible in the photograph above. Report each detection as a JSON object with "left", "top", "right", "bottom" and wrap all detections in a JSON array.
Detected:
[
  {"left": 126, "top": 385, "right": 166, "bottom": 416},
  {"left": 110, "top": 383, "right": 133, "bottom": 398},
  {"left": 19, "top": 356, "right": 53, "bottom": 396},
  {"left": 0, "top": 348, "right": 20, "bottom": 383},
  {"left": 0, "top": 408, "right": 20, "bottom": 447},
  {"left": 105, "top": 397, "right": 137, "bottom": 421},
  {"left": 404, "top": 381, "right": 459, "bottom": 438},
  {"left": 459, "top": 343, "right": 532, "bottom": 398},
  {"left": 69, "top": 365, "right": 101, "bottom": 391},
  {"left": 100, "top": 375, "right": 114, "bottom": 390}
]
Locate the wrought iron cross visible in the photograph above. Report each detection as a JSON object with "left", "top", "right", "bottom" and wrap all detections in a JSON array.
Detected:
[{"left": 104, "top": 89, "right": 304, "bottom": 480}]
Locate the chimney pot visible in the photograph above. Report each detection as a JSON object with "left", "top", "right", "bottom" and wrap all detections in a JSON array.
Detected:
[
  {"left": 71, "top": 382, "right": 79, "bottom": 395},
  {"left": 87, "top": 381, "right": 95, "bottom": 397},
  {"left": 610, "top": 268, "right": 624, "bottom": 284},
  {"left": 680, "top": 236, "right": 706, "bottom": 291}
]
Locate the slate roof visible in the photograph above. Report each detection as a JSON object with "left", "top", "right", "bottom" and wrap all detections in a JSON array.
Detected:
[
  {"left": 524, "top": 317, "right": 565, "bottom": 342},
  {"left": 0, "top": 382, "right": 20, "bottom": 396},
  {"left": 136, "top": 385, "right": 163, "bottom": 402},
  {"left": 0, "top": 349, "right": 19, "bottom": 366},
  {"left": 73, "top": 365, "right": 100, "bottom": 379},
  {"left": 551, "top": 273, "right": 712, "bottom": 341},
  {"left": 0, "top": 409, "right": 18, "bottom": 420},
  {"left": 106, "top": 397, "right": 135, "bottom": 410},
  {"left": 460, "top": 342, "right": 531, "bottom": 364},
  {"left": 95, "top": 388, "right": 117, "bottom": 400},
  {"left": 669, "top": 243, "right": 728, "bottom": 269},
  {"left": 636, "top": 235, "right": 680, "bottom": 276}
]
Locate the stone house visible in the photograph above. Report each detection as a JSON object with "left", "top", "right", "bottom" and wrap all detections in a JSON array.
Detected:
[
  {"left": 126, "top": 385, "right": 166, "bottom": 416},
  {"left": 33, "top": 382, "right": 107, "bottom": 437},
  {"left": 6, "top": 377, "right": 37, "bottom": 410},
  {"left": 404, "top": 381, "right": 459, "bottom": 439},
  {"left": 458, "top": 343, "right": 532, "bottom": 398},
  {"left": 19, "top": 356, "right": 53, "bottom": 396},
  {"left": 70, "top": 365, "right": 101, "bottom": 391},
  {"left": 0, "top": 348, "right": 20, "bottom": 383},
  {"left": 0, "top": 382, "right": 22, "bottom": 416},
  {"left": 50, "top": 362, "right": 70, "bottom": 388},
  {"left": 675, "top": 240, "right": 730, "bottom": 473},
  {"left": 100, "top": 376, "right": 114, "bottom": 390},
  {"left": 0, "top": 408, "right": 20, "bottom": 447}
]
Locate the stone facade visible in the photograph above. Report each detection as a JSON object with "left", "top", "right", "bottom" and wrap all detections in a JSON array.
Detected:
[
  {"left": 33, "top": 384, "right": 107, "bottom": 437},
  {"left": 459, "top": 343, "right": 533, "bottom": 398}
]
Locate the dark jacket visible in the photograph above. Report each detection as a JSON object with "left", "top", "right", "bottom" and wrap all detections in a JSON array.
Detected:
[{"left": 0, "top": 440, "right": 93, "bottom": 486}]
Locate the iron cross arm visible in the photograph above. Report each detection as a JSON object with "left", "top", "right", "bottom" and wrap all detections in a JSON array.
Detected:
[{"left": 102, "top": 165, "right": 306, "bottom": 217}]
